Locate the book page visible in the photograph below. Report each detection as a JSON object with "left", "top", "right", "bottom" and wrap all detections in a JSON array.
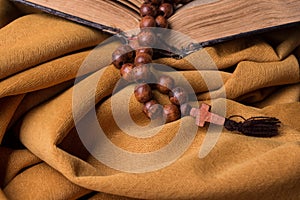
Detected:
[
  {"left": 170, "top": 0, "right": 300, "bottom": 44},
  {"left": 15, "top": 0, "right": 140, "bottom": 32}
]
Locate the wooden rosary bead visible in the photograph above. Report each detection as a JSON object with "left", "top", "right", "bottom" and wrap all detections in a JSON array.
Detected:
[
  {"left": 136, "top": 47, "right": 153, "bottom": 57},
  {"left": 134, "top": 52, "right": 152, "bottom": 65},
  {"left": 180, "top": 103, "right": 192, "bottom": 116},
  {"left": 137, "top": 30, "right": 157, "bottom": 46},
  {"left": 140, "top": 16, "right": 156, "bottom": 28},
  {"left": 143, "top": 100, "right": 162, "bottom": 119},
  {"left": 112, "top": 0, "right": 195, "bottom": 124},
  {"left": 112, "top": 45, "right": 135, "bottom": 69},
  {"left": 123, "top": 45, "right": 135, "bottom": 59},
  {"left": 129, "top": 38, "right": 140, "bottom": 50},
  {"left": 155, "top": 15, "right": 168, "bottom": 28},
  {"left": 140, "top": 3, "right": 157, "bottom": 17},
  {"left": 143, "top": 99, "right": 157, "bottom": 113},
  {"left": 120, "top": 63, "right": 135, "bottom": 82},
  {"left": 156, "top": 75, "right": 175, "bottom": 94},
  {"left": 163, "top": 104, "right": 180, "bottom": 123},
  {"left": 169, "top": 87, "right": 188, "bottom": 105},
  {"left": 158, "top": 3, "right": 174, "bottom": 18},
  {"left": 134, "top": 83, "right": 153, "bottom": 103},
  {"left": 112, "top": 49, "right": 124, "bottom": 69},
  {"left": 132, "top": 64, "right": 152, "bottom": 82}
]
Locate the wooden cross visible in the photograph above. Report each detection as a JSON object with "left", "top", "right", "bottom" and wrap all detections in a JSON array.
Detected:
[{"left": 190, "top": 103, "right": 225, "bottom": 127}]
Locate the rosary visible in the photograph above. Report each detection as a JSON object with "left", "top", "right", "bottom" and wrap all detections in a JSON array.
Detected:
[{"left": 111, "top": 0, "right": 281, "bottom": 137}]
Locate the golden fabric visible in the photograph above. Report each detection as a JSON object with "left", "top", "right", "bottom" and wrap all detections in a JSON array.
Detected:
[{"left": 0, "top": 1, "right": 299, "bottom": 199}]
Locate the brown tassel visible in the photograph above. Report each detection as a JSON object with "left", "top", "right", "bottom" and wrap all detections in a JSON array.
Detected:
[{"left": 224, "top": 115, "right": 281, "bottom": 137}]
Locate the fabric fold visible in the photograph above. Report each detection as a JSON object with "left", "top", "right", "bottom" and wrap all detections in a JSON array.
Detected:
[
  {"left": 0, "top": 13, "right": 108, "bottom": 80},
  {"left": 0, "top": 2, "right": 299, "bottom": 199}
]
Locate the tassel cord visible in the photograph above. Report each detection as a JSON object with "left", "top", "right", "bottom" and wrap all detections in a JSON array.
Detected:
[{"left": 224, "top": 115, "right": 281, "bottom": 137}]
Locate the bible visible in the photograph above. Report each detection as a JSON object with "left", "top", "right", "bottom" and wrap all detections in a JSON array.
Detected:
[{"left": 11, "top": 0, "right": 300, "bottom": 46}]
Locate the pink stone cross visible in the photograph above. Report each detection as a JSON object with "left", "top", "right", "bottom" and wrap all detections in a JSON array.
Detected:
[{"left": 190, "top": 103, "right": 225, "bottom": 127}]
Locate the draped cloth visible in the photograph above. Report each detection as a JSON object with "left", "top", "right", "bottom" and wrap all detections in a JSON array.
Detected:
[{"left": 0, "top": 0, "right": 299, "bottom": 199}]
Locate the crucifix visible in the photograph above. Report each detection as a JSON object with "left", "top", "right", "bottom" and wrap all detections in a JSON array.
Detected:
[{"left": 190, "top": 103, "right": 226, "bottom": 127}]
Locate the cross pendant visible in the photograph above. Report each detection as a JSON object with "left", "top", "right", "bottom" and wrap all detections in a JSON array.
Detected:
[{"left": 190, "top": 103, "right": 225, "bottom": 127}]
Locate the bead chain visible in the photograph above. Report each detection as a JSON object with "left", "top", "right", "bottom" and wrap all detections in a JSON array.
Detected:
[
  {"left": 111, "top": 0, "right": 282, "bottom": 136},
  {"left": 112, "top": 0, "right": 193, "bottom": 123},
  {"left": 110, "top": 0, "right": 282, "bottom": 137}
]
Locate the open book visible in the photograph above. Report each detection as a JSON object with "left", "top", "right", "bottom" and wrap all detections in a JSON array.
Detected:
[{"left": 12, "top": 0, "right": 300, "bottom": 46}]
